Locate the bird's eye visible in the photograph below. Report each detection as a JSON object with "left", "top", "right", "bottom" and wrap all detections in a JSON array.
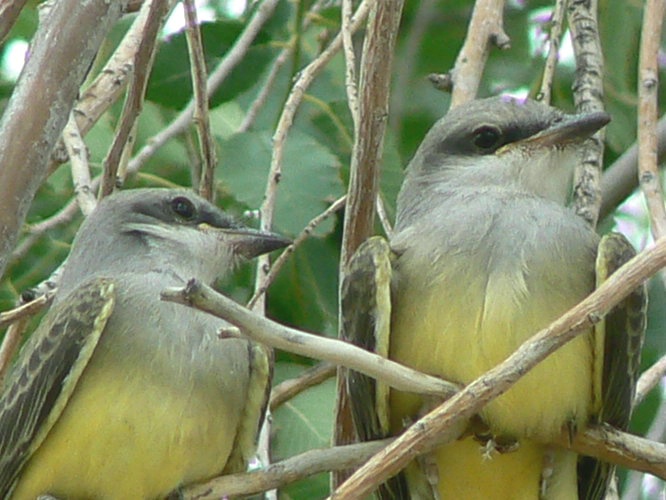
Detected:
[
  {"left": 472, "top": 125, "right": 502, "bottom": 151},
  {"left": 170, "top": 196, "right": 196, "bottom": 220}
]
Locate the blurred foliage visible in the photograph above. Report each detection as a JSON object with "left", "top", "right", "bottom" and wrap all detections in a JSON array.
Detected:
[{"left": 0, "top": 1, "right": 663, "bottom": 499}]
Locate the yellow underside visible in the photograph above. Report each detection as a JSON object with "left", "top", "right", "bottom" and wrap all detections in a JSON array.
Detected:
[
  {"left": 402, "top": 437, "right": 579, "bottom": 500},
  {"left": 389, "top": 254, "right": 596, "bottom": 499},
  {"left": 12, "top": 356, "right": 239, "bottom": 500}
]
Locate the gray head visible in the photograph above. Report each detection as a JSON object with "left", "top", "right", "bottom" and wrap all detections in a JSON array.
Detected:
[
  {"left": 57, "top": 188, "right": 290, "bottom": 296},
  {"left": 397, "top": 96, "right": 610, "bottom": 223}
]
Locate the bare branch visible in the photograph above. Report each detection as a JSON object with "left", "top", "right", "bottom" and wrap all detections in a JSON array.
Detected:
[
  {"left": 637, "top": 0, "right": 666, "bottom": 239},
  {"left": 449, "top": 0, "right": 509, "bottom": 107},
  {"left": 270, "top": 362, "right": 336, "bottom": 410},
  {"left": 238, "top": 45, "right": 291, "bottom": 132},
  {"left": 342, "top": 0, "right": 361, "bottom": 132},
  {"left": 10, "top": 200, "right": 80, "bottom": 265},
  {"left": 183, "top": 0, "right": 217, "bottom": 201},
  {"left": 567, "top": 0, "right": 606, "bottom": 227},
  {"left": 557, "top": 423, "right": 666, "bottom": 480},
  {"left": 334, "top": 3, "right": 404, "bottom": 482},
  {"left": 160, "top": 280, "right": 460, "bottom": 398},
  {"left": 177, "top": 417, "right": 665, "bottom": 499},
  {"left": 182, "top": 440, "right": 391, "bottom": 499},
  {"left": 128, "top": 0, "right": 281, "bottom": 174},
  {"left": 100, "top": 0, "right": 168, "bottom": 197},
  {"left": 75, "top": 2, "right": 174, "bottom": 139},
  {"left": 247, "top": 195, "right": 346, "bottom": 309},
  {"left": 63, "top": 113, "right": 97, "bottom": 216},
  {"left": 0, "top": 293, "right": 53, "bottom": 331},
  {"left": 339, "top": 0, "right": 403, "bottom": 267},
  {"left": 252, "top": 0, "right": 372, "bottom": 310},
  {"left": 239, "top": 1, "right": 331, "bottom": 133},
  {"left": 538, "top": 0, "right": 566, "bottom": 104},
  {"left": 390, "top": 0, "right": 438, "bottom": 132}
]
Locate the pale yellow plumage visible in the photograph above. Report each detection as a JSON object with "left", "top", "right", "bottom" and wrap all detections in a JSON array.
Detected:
[
  {"left": 13, "top": 297, "right": 249, "bottom": 499},
  {"left": 389, "top": 194, "right": 597, "bottom": 499}
]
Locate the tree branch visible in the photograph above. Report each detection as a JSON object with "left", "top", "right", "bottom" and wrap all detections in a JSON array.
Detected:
[
  {"left": 0, "top": 0, "right": 126, "bottom": 278},
  {"left": 637, "top": 0, "right": 666, "bottom": 239},
  {"left": 160, "top": 281, "right": 459, "bottom": 399}
]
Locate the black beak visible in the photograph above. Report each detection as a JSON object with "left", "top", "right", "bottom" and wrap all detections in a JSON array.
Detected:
[
  {"left": 520, "top": 111, "right": 611, "bottom": 148},
  {"left": 226, "top": 228, "right": 291, "bottom": 259}
]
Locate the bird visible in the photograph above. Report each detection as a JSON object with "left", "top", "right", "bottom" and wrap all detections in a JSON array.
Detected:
[
  {"left": 342, "top": 96, "right": 646, "bottom": 499},
  {"left": 0, "top": 188, "right": 290, "bottom": 499}
]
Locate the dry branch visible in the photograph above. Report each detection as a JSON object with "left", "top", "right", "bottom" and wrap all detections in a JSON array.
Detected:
[
  {"left": 637, "top": 0, "right": 666, "bottom": 239},
  {"left": 448, "top": 0, "right": 509, "bottom": 107},
  {"left": 567, "top": 0, "right": 606, "bottom": 226},
  {"left": 183, "top": 0, "right": 217, "bottom": 201},
  {"left": 161, "top": 280, "right": 459, "bottom": 398}
]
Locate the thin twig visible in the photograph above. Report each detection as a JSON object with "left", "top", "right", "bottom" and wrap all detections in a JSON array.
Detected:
[
  {"left": 0, "top": 319, "right": 30, "bottom": 387},
  {"left": 252, "top": 0, "right": 372, "bottom": 311},
  {"left": 9, "top": 200, "right": 80, "bottom": 264},
  {"left": 538, "top": 0, "right": 566, "bottom": 104},
  {"left": 239, "top": 1, "right": 330, "bottom": 133},
  {"left": 63, "top": 112, "right": 97, "bottom": 216},
  {"left": 567, "top": 0, "right": 606, "bottom": 227},
  {"left": 161, "top": 280, "right": 460, "bottom": 398},
  {"left": 637, "top": 0, "right": 666, "bottom": 240},
  {"left": 342, "top": 0, "right": 360, "bottom": 132},
  {"left": 238, "top": 44, "right": 292, "bottom": 132},
  {"left": 247, "top": 195, "right": 346, "bottom": 309},
  {"left": 635, "top": 354, "right": 666, "bottom": 406},
  {"left": 0, "top": 292, "right": 54, "bottom": 331},
  {"left": 390, "top": 0, "right": 438, "bottom": 133},
  {"left": 332, "top": 238, "right": 666, "bottom": 498},
  {"left": 448, "top": 0, "right": 509, "bottom": 107},
  {"left": 100, "top": 0, "right": 168, "bottom": 198},
  {"left": 270, "top": 362, "right": 336, "bottom": 410},
  {"left": 183, "top": 0, "right": 217, "bottom": 201},
  {"left": 0, "top": 292, "right": 55, "bottom": 384},
  {"left": 182, "top": 439, "right": 392, "bottom": 499},
  {"left": 128, "top": 0, "right": 281, "bottom": 174}
]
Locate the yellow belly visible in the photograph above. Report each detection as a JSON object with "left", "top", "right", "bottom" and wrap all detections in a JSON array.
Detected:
[
  {"left": 12, "top": 357, "right": 239, "bottom": 500},
  {"left": 389, "top": 258, "right": 595, "bottom": 499}
]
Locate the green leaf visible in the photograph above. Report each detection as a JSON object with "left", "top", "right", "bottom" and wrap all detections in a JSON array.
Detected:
[
  {"left": 218, "top": 129, "right": 344, "bottom": 237},
  {"left": 147, "top": 21, "right": 273, "bottom": 109},
  {"left": 272, "top": 362, "right": 335, "bottom": 498},
  {"left": 268, "top": 236, "right": 340, "bottom": 335}
]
